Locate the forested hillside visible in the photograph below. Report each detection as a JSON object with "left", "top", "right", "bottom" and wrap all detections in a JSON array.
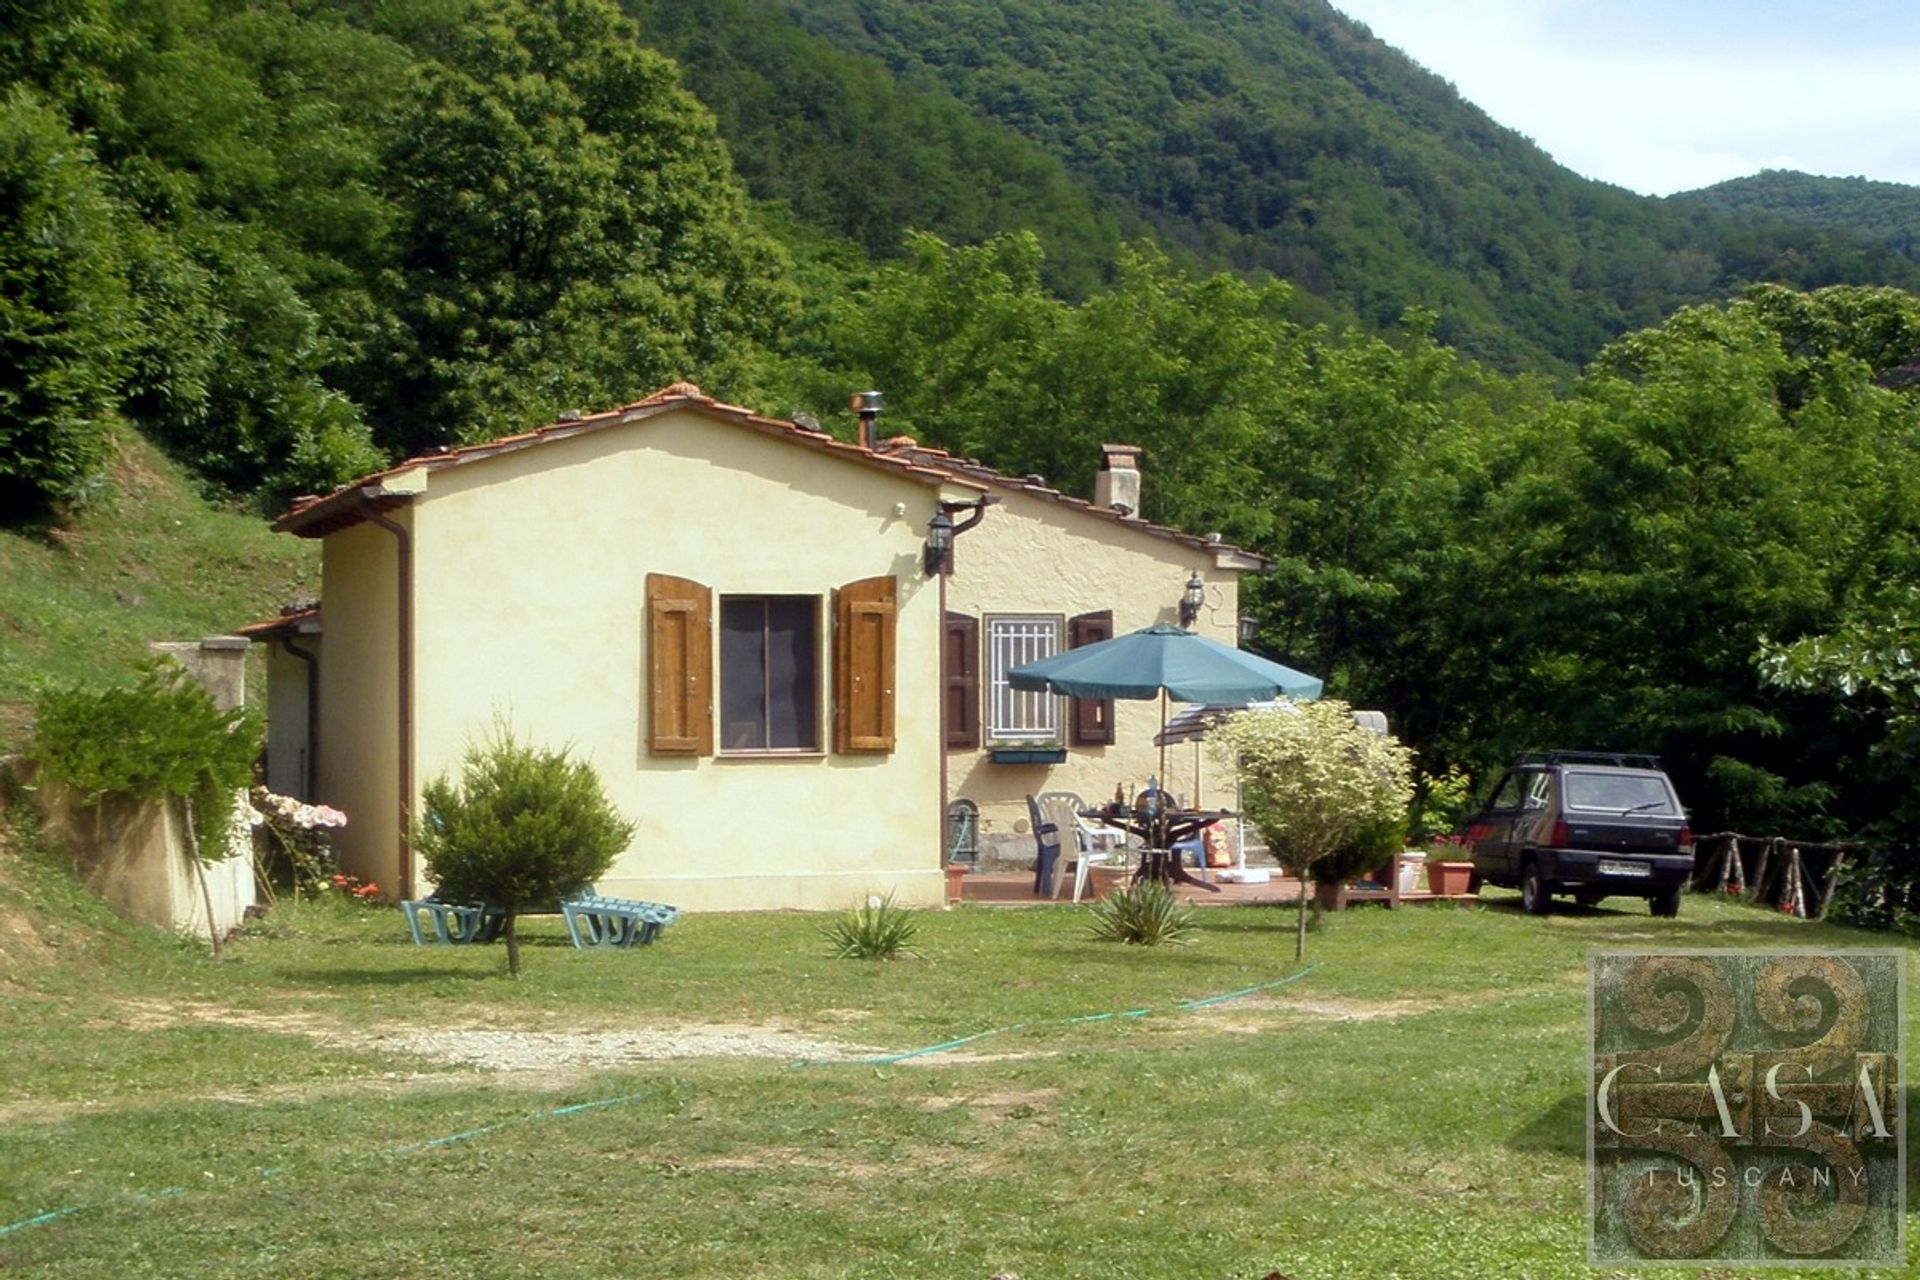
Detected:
[
  {"left": 3, "top": 0, "right": 791, "bottom": 514},
  {"left": 9, "top": 0, "right": 1920, "bottom": 860},
  {"left": 630, "top": 0, "right": 1920, "bottom": 371},
  {"left": 1672, "top": 170, "right": 1920, "bottom": 263}
]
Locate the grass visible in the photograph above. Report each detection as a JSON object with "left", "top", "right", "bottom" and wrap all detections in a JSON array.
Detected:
[
  {"left": 0, "top": 427, "right": 317, "bottom": 743},
  {"left": 3, "top": 817, "right": 1917, "bottom": 1278}
]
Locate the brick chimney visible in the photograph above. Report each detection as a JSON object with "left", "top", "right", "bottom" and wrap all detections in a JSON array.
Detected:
[{"left": 1093, "top": 444, "right": 1142, "bottom": 515}]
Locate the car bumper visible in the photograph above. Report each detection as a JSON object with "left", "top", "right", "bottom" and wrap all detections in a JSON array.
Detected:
[{"left": 1544, "top": 849, "right": 1694, "bottom": 888}]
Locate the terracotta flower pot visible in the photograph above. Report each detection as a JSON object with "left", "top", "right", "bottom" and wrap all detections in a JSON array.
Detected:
[
  {"left": 943, "top": 863, "right": 971, "bottom": 905},
  {"left": 1426, "top": 860, "right": 1476, "bottom": 896}
]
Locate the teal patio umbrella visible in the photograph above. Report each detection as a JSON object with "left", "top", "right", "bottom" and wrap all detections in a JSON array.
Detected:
[{"left": 1008, "top": 624, "right": 1322, "bottom": 781}]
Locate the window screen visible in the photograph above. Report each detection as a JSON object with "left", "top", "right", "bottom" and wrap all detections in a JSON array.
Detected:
[{"left": 720, "top": 597, "right": 819, "bottom": 751}]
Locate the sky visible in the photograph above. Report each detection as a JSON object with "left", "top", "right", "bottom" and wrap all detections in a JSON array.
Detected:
[{"left": 1329, "top": 0, "right": 1920, "bottom": 196}]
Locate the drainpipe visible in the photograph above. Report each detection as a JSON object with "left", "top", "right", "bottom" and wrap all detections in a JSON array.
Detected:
[
  {"left": 358, "top": 494, "right": 415, "bottom": 901},
  {"left": 278, "top": 635, "right": 319, "bottom": 800},
  {"left": 938, "top": 569, "right": 949, "bottom": 870}
]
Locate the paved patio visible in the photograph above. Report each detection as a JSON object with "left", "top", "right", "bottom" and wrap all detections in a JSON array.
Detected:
[
  {"left": 954, "top": 867, "right": 1483, "bottom": 909},
  {"left": 958, "top": 867, "right": 1307, "bottom": 907}
]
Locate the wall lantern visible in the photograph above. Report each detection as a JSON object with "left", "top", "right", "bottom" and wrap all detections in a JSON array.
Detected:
[
  {"left": 1179, "top": 571, "right": 1206, "bottom": 629},
  {"left": 925, "top": 496, "right": 998, "bottom": 577},
  {"left": 1238, "top": 612, "right": 1259, "bottom": 645},
  {"left": 924, "top": 509, "right": 955, "bottom": 575}
]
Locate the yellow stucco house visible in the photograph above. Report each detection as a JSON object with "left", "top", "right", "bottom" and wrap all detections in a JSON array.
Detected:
[{"left": 242, "top": 385, "right": 1268, "bottom": 910}]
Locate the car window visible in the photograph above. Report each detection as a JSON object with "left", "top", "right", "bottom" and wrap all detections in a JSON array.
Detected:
[
  {"left": 1564, "top": 770, "right": 1676, "bottom": 814},
  {"left": 1524, "top": 771, "right": 1552, "bottom": 809},
  {"left": 1486, "top": 773, "right": 1523, "bottom": 811}
]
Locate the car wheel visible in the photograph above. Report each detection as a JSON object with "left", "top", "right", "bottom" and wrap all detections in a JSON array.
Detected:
[
  {"left": 1650, "top": 886, "right": 1682, "bottom": 918},
  {"left": 1520, "top": 858, "right": 1551, "bottom": 915}
]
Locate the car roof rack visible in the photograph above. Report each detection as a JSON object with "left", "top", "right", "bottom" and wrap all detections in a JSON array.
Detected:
[{"left": 1514, "top": 750, "right": 1663, "bottom": 770}]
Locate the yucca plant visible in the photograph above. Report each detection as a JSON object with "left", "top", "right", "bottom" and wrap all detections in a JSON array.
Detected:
[
  {"left": 1087, "top": 879, "right": 1196, "bottom": 947},
  {"left": 823, "top": 894, "right": 921, "bottom": 960}
]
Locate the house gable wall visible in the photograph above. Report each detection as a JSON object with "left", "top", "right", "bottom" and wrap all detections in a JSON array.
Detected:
[{"left": 403, "top": 407, "right": 945, "bottom": 910}]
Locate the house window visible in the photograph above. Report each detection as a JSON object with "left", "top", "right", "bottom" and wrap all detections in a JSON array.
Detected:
[
  {"left": 986, "top": 615, "right": 1061, "bottom": 741},
  {"left": 719, "top": 596, "right": 819, "bottom": 752}
]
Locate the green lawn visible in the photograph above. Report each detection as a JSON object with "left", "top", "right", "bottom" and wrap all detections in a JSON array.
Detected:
[{"left": 1, "top": 827, "right": 1913, "bottom": 1278}]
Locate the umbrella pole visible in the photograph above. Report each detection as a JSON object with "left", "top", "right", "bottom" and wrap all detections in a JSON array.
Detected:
[{"left": 1157, "top": 691, "right": 1168, "bottom": 786}]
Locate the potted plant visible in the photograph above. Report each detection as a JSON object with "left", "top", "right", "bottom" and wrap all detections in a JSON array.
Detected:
[
  {"left": 987, "top": 738, "right": 1067, "bottom": 765},
  {"left": 1424, "top": 834, "right": 1477, "bottom": 895}
]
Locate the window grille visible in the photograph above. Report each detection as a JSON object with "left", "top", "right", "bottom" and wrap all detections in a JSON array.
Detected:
[{"left": 987, "top": 616, "right": 1061, "bottom": 740}]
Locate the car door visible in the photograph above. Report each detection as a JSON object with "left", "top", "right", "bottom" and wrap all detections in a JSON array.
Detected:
[{"left": 1467, "top": 770, "right": 1527, "bottom": 882}]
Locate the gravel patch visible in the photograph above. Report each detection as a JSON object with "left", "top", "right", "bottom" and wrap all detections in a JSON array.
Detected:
[{"left": 346, "top": 1024, "right": 866, "bottom": 1071}]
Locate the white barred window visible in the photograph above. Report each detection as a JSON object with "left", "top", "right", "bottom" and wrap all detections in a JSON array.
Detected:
[{"left": 986, "top": 615, "right": 1061, "bottom": 740}]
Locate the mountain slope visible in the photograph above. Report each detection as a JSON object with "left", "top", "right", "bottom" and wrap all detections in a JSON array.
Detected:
[
  {"left": 1671, "top": 171, "right": 1920, "bottom": 262},
  {"left": 631, "top": 0, "right": 1920, "bottom": 372}
]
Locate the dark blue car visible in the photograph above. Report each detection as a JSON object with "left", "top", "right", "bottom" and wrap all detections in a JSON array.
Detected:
[{"left": 1465, "top": 751, "right": 1694, "bottom": 916}]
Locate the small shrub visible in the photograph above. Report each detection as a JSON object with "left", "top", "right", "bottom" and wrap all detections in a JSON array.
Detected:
[
  {"left": 823, "top": 894, "right": 920, "bottom": 960},
  {"left": 1087, "top": 879, "right": 1196, "bottom": 947},
  {"left": 416, "top": 726, "right": 634, "bottom": 977},
  {"left": 32, "top": 659, "right": 261, "bottom": 954},
  {"left": 32, "top": 659, "right": 259, "bottom": 856}
]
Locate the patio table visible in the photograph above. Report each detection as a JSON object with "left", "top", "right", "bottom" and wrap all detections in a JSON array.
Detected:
[{"left": 1081, "top": 806, "right": 1231, "bottom": 892}]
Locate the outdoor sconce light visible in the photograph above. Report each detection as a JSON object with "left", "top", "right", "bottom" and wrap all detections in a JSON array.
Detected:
[
  {"left": 1238, "top": 612, "right": 1259, "bottom": 645},
  {"left": 924, "top": 509, "right": 955, "bottom": 576},
  {"left": 1179, "top": 571, "right": 1206, "bottom": 628},
  {"left": 925, "top": 496, "right": 998, "bottom": 577}
]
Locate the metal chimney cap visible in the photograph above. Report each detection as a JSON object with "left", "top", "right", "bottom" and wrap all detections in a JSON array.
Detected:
[{"left": 850, "top": 390, "right": 884, "bottom": 415}]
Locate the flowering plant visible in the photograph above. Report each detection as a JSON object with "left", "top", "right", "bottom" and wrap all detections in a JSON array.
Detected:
[
  {"left": 250, "top": 786, "right": 350, "bottom": 899},
  {"left": 325, "top": 872, "right": 382, "bottom": 903}
]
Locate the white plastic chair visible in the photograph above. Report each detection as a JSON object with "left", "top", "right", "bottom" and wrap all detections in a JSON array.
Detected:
[{"left": 1036, "top": 792, "right": 1129, "bottom": 903}]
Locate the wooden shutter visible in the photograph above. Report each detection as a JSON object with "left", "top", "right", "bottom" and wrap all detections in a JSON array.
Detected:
[
  {"left": 1067, "top": 610, "right": 1114, "bottom": 746},
  {"left": 943, "top": 612, "right": 980, "bottom": 750},
  {"left": 834, "top": 575, "right": 897, "bottom": 753},
  {"left": 647, "top": 573, "right": 712, "bottom": 755}
]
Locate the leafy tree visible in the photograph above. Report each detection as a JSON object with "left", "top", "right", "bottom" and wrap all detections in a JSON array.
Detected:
[
  {"left": 0, "top": 86, "right": 129, "bottom": 516},
  {"left": 1211, "top": 700, "right": 1413, "bottom": 959},
  {"left": 364, "top": 0, "right": 797, "bottom": 453},
  {"left": 416, "top": 728, "right": 634, "bottom": 977},
  {"left": 1442, "top": 287, "right": 1920, "bottom": 829}
]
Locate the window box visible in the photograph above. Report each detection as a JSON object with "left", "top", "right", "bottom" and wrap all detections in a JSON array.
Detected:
[{"left": 987, "top": 744, "right": 1067, "bottom": 765}]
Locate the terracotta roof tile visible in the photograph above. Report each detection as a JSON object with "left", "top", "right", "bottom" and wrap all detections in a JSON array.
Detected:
[
  {"left": 271, "top": 383, "right": 978, "bottom": 536},
  {"left": 234, "top": 605, "right": 321, "bottom": 639},
  {"left": 267, "top": 383, "right": 1265, "bottom": 565},
  {"left": 876, "top": 442, "right": 1269, "bottom": 567}
]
